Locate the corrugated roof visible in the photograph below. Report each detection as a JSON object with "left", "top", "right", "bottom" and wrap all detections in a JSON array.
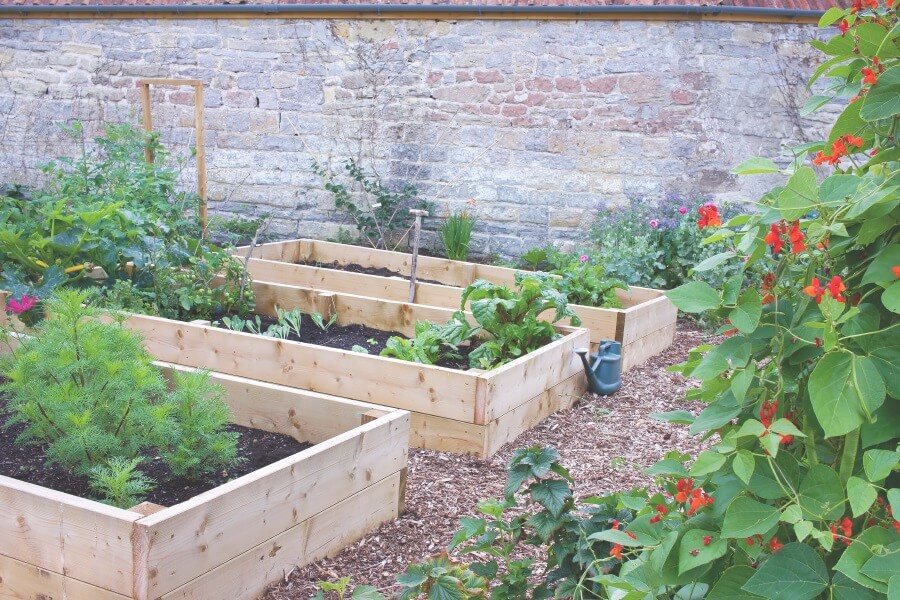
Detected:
[{"left": 3, "top": 0, "right": 848, "bottom": 11}]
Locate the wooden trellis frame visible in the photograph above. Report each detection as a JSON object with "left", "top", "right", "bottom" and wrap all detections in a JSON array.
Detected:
[{"left": 137, "top": 78, "right": 208, "bottom": 234}]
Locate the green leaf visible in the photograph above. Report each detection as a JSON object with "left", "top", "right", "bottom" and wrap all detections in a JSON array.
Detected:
[
  {"left": 889, "top": 575, "right": 900, "bottom": 600},
  {"left": 864, "top": 449, "right": 900, "bottom": 482},
  {"left": 794, "top": 520, "right": 814, "bottom": 542},
  {"left": 650, "top": 410, "right": 695, "bottom": 425},
  {"left": 690, "top": 450, "right": 727, "bottom": 477},
  {"left": 678, "top": 529, "right": 727, "bottom": 574},
  {"left": 731, "top": 365, "right": 755, "bottom": 404},
  {"left": 889, "top": 488, "right": 900, "bottom": 521},
  {"left": 729, "top": 289, "right": 762, "bottom": 334},
  {"left": 819, "top": 174, "right": 862, "bottom": 204},
  {"left": 645, "top": 457, "right": 689, "bottom": 478},
  {"left": 529, "top": 479, "right": 572, "bottom": 518},
  {"left": 861, "top": 66, "right": 900, "bottom": 121},
  {"left": 667, "top": 281, "right": 721, "bottom": 313},
  {"left": 707, "top": 566, "right": 760, "bottom": 600},
  {"left": 828, "top": 97, "right": 868, "bottom": 146},
  {"left": 352, "top": 586, "right": 387, "bottom": 600},
  {"left": 800, "top": 94, "right": 833, "bottom": 117},
  {"left": 818, "top": 6, "right": 844, "bottom": 27},
  {"left": 833, "top": 572, "right": 880, "bottom": 600},
  {"left": 856, "top": 23, "right": 890, "bottom": 57},
  {"left": 860, "top": 542, "right": 900, "bottom": 584},
  {"left": 808, "top": 351, "right": 886, "bottom": 438},
  {"left": 692, "top": 337, "right": 752, "bottom": 381},
  {"left": 427, "top": 575, "right": 466, "bottom": 600},
  {"left": 691, "top": 399, "right": 742, "bottom": 435},
  {"left": 731, "top": 157, "right": 780, "bottom": 175},
  {"left": 883, "top": 280, "right": 900, "bottom": 314},
  {"left": 857, "top": 218, "right": 895, "bottom": 245},
  {"left": 734, "top": 451, "right": 755, "bottom": 485},
  {"left": 799, "top": 464, "right": 845, "bottom": 522},
  {"left": 845, "top": 185, "right": 900, "bottom": 219},
  {"left": 694, "top": 251, "right": 737, "bottom": 273},
  {"left": 742, "top": 543, "right": 828, "bottom": 600},
  {"left": 777, "top": 167, "right": 818, "bottom": 221},
  {"left": 769, "top": 418, "right": 805, "bottom": 438},
  {"left": 848, "top": 476, "right": 878, "bottom": 518},
  {"left": 721, "top": 496, "right": 780, "bottom": 539},
  {"left": 834, "top": 522, "right": 895, "bottom": 592},
  {"left": 588, "top": 528, "right": 648, "bottom": 547}
]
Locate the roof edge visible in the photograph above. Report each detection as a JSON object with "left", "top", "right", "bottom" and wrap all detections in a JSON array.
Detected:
[{"left": 0, "top": 3, "right": 825, "bottom": 23}]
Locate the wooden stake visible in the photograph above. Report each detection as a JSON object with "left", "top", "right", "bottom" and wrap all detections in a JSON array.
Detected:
[
  {"left": 407, "top": 209, "right": 428, "bottom": 304},
  {"left": 194, "top": 82, "right": 207, "bottom": 235},
  {"left": 140, "top": 83, "right": 153, "bottom": 164},
  {"left": 136, "top": 78, "right": 208, "bottom": 236}
]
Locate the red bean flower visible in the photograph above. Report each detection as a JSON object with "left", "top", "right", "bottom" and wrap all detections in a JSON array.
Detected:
[
  {"left": 828, "top": 276, "right": 847, "bottom": 303},
  {"left": 675, "top": 478, "right": 694, "bottom": 503},
  {"left": 765, "top": 223, "right": 785, "bottom": 254},
  {"left": 803, "top": 278, "right": 825, "bottom": 304},
  {"left": 891, "top": 265, "right": 900, "bottom": 278},
  {"left": 788, "top": 221, "right": 806, "bottom": 254},
  {"left": 862, "top": 67, "right": 879, "bottom": 86},
  {"left": 769, "top": 536, "right": 784, "bottom": 553},
  {"left": 839, "top": 18, "right": 850, "bottom": 35}
]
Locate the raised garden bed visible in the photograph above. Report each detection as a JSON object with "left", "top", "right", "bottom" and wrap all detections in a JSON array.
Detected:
[
  {"left": 119, "top": 278, "right": 589, "bottom": 457},
  {"left": 0, "top": 361, "right": 409, "bottom": 600},
  {"left": 237, "top": 239, "right": 677, "bottom": 371}
]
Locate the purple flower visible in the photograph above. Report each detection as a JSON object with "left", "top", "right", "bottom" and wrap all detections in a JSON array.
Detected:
[
  {"left": 6, "top": 295, "right": 38, "bottom": 314},
  {"left": 649, "top": 219, "right": 659, "bottom": 229},
  {"left": 580, "top": 254, "right": 589, "bottom": 263},
  {"left": 679, "top": 206, "right": 687, "bottom": 214}
]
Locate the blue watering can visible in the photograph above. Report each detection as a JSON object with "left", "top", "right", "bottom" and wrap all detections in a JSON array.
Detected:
[{"left": 575, "top": 341, "right": 622, "bottom": 396}]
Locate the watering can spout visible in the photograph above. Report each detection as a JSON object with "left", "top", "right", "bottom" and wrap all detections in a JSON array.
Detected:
[{"left": 574, "top": 341, "right": 622, "bottom": 396}]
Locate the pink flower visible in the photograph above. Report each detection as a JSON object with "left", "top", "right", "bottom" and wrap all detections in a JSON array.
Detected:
[
  {"left": 649, "top": 219, "right": 659, "bottom": 229},
  {"left": 679, "top": 206, "right": 687, "bottom": 214},
  {"left": 580, "top": 255, "right": 589, "bottom": 263},
  {"left": 6, "top": 295, "right": 38, "bottom": 315}
]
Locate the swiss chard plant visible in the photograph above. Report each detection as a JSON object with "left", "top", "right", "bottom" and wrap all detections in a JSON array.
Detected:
[
  {"left": 380, "top": 318, "right": 478, "bottom": 365},
  {"left": 518, "top": 247, "right": 627, "bottom": 309},
  {"left": 461, "top": 274, "right": 581, "bottom": 370}
]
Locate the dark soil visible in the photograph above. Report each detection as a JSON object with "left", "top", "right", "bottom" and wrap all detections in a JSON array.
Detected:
[
  {"left": 303, "top": 260, "right": 448, "bottom": 286},
  {"left": 217, "top": 311, "right": 475, "bottom": 370},
  {"left": 0, "top": 413, "right": 311, "bottom": 508}
]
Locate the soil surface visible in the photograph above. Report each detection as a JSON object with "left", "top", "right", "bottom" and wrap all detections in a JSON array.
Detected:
[
  {"left": 216, "top": 311, "right": 475, "bottom": 370},
  {"left": 0, "top": 415, "right": 310, "bottom": 508},
  {"left": 303, "top": 260, "right": 449, "bottom": 286},
  {"left": 265, "top": 319, "right": 717, "bottom": 600}
]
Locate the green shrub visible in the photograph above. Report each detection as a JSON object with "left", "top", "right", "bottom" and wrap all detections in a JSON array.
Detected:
[
  {"left": 592, "top": 192, "right": 742, "bottom": 290},
  {"left": 438, "top": 203, "right": 477, "bottom": 261},
  {"left": 0, "top": 290, "right": 240, "bottom": 506}
]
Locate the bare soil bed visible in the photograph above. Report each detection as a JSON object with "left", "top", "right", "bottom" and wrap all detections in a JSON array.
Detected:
[
  {"left": 266, "top": 319, "right": 715, "bottom": 599},
  {"left": 0, "top": 416, "right": 310, "bottom": 507},
  {"left": 215, "top": 311, "right": 476, "bottom": 370}
]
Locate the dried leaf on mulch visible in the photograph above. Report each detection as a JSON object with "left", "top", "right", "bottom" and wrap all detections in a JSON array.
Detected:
[{"left": 265, "top": 320, "right": 715, "bottom": 600}]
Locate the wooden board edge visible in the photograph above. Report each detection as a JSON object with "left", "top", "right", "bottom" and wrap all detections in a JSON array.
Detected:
[
  {"left": 621, "top": 322, "right": 678, "bottom": 371},
  {"left": 0, "top": 553, "right": 131, "bottom": 600},
  {"left": 156, "top": 472, "right": 402, "bottom": 600}
]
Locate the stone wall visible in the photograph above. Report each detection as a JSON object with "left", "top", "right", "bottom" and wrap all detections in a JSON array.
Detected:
[{"left": 0, "top": 16, "right": 834, "bottom": 257}]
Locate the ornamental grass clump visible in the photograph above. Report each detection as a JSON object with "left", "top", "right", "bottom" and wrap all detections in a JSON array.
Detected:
[
  {"left": 438, "top": 202, "right": 478, "bottom": 262},
  {"left": 0, "top": 290, "right": 239, "bottom": 507}
]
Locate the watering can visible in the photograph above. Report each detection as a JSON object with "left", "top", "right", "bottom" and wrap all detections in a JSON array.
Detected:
[{"left": 575, "top": 341, "right": 622, "bottom": 396}]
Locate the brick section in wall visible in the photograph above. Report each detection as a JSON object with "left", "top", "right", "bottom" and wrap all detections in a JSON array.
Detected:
[{"left": 0, "top": 18, "right": 836, "bottom": 258}]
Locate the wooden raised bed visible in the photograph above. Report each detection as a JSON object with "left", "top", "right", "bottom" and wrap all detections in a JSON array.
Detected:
[
  {"left": 119, "top": 278, "right": 589, "bottom": 458},
  {"left": 0, "top": 363, "right": 409, "bottom": 600},
  {"left": 238, "top": 239, "right": 677, "bottom": 371}
]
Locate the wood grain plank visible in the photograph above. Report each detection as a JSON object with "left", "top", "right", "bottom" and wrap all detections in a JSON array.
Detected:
[
  {"left": 0, "top": 477, "right": 140, "bottom": 597},
  {"left": 0, "top": 553, "right": 130, "bottom": 600},
  {"left": 157, "top": 472, "right": 402, "bottom": 600},
  {"left": 139, "top": 412, "right": 408, "bottom": 598}
]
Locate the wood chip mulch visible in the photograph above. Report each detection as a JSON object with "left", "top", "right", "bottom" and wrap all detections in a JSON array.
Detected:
[{"left": 265, "top": 319, "right": 715, "bottom": 600}]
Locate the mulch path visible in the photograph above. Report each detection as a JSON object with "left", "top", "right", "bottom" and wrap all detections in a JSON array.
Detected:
[{"left": 265, "top": 319, "right": 715, "bottom": 600}]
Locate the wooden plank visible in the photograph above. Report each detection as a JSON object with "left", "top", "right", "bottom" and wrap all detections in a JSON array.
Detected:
[
  {"left": 570, "top": 304, "right": 622, "bottom": 345},
  {"left": 480, "top": 327, "right": 589, "bottom": 423},
  {"left": 619, "top": 295, "right": 678, "bottom": 345},
  {"left": 245, "top": 258, "right": 413, "bottom": 303},
  {"left": 362, "top": 409, "right": 390, "bottom": 424},
  {"left": 485, "top": 372, "right": 587, "bottom": 457},
  {"left": 137, "top": 78, "right": 203, "bottom": 86},
  {"left": 0, "top": 476, "right": 140, "bottom": 597},
  {"left": 157, "top": 472, "right": 402, "bottom": 600},
  {"left": 138, "top": 412, "right": 408, "bottom": 598},
  {"left": 123, "top": 313, "right": 477, "bottom": 422},
  {"left": 157, "top": 363, "right": 393, "bottom": 444},
  {"left": 622, "top": 322, "right": 677, "bottom": 371},
  {"left": 407, "top": 412, "right": 488, "bottom": 457},
  {"left": 0, "top": 553, "right": 130, "bottom": 600}
]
